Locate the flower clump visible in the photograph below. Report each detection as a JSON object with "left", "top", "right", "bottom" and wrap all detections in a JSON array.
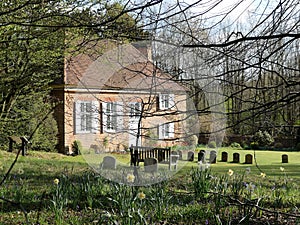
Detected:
[
  {"left": 227, "top": 169, "right": 234, "bottom": 176},
  {"left": 53, "top": 178, "right": 59, "bottom": 185},
  {"left": 260, "top": 172, "right": 266, "bottom": 178},
  {"left": 137, "top": 192, "right": 146, "bottom": 200},
  {"left": 126, "top": 174, "right": 135, "bottom": 183}
]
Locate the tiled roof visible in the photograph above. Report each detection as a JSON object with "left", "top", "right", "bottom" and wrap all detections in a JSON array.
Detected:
[{"left": 65, "top": 42, "right": 186, "bottom": 92}]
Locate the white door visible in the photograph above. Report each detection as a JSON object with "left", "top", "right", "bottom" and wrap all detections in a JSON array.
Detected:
[{"left": 128, "top": 102, "right": 141, "bottom": 147}]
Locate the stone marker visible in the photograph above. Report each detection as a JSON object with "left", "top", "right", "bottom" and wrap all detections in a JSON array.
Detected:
[
  {"left": 245, "top": 154, "right": 253, "bottom": 164},
  {"left": 221, "top": 151, "right": 228, "bottom": 162},
  {"left": 282, "top": 154, "right": 288, "bottom": 163},
  {"left": 209, "top": 150, "right": 217, "bottom": 164},
  {"left": 177, "top": 150, "right": 183, "bottom": 160},
  {"left": 233, "top": 153, "right": 240, "bottom": 163},
  {"left": 198, "top": 150, "right": 205, "bottom": 163},
  {"left": 187, "top": 151, "right": 194, "bottom": 161},
  {"left": 144, "top": 157, "right": 158, "bottom": 173},
  {"left": 101, "top": 156, "right": 117, "bottom": 169}
]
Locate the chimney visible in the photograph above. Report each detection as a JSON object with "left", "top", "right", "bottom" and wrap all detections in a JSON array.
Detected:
[{"left": 132, "top": 41, "right": 152, "bottom": 61}]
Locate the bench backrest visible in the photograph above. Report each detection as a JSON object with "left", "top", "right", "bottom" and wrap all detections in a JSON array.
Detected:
[{"left": 130, "top": 145, "right": 171, "bottom": 166}]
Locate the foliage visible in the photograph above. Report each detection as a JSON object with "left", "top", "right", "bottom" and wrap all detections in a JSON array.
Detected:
[
  {"left": 72, "top": 140, "right": 82, "bottom": 155},
  {"left": 295, "top": 143, "right": 300, "bottom": 151},
  {"left": 208, "top": 141, "right": 217, "bottom": 148},
  {"left": 230, "top": 142, "right": 242, "bottom": 149},
  {"left": 252, "top": 130, "right": 274, "bottom": 147}
]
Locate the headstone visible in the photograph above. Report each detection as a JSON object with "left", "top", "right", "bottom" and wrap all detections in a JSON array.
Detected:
[
  {"left": 144, "top": 157, "right": 158, "bottom": 173},
  {"left": 178, "top": 150, "right": 183, "bottom": 160},
  {"left": 221, "top": 151, "right": 228, "bottom": 162},
  {"left": 187, "top": 151, "right": 194, "bottom": 161},
  {"left": 101, "top": 156, "right": 117, "bottom": 169},
  {"left": 282, "top": 154, "right": 288, "bottom": 163},
  {"left": 169, "top": 154, "right": 179, "bottom": 170},
  {"left": 233, "top": 153, "right": 240, "bottom": 163},
  {"left": 209, "top": 150, "right": 217, "bottom": 164},
  {"left": 245, "top": 154, "right": 253, "bottom": 164},
  {"left": 198, "top": 150, "right": 205, "bottom": 163},
  {"left": 171, "top": 150, "right": 178, "bottom": 155},
  {"left": 90, "top": 144, "right": 100, "bottom": 154}
]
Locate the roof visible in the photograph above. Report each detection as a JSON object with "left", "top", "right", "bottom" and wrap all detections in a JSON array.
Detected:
[{"left": 65, "top": 42, "right": 186, "bottom": 93}]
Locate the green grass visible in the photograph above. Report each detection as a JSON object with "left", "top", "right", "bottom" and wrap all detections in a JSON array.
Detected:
[{"left": 1, "top": 148, "right": 300, "bottom": 224}]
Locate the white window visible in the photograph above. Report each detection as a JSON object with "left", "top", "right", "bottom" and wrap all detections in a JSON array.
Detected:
[
  {"left": 129, "top": 102, "right": 141, "bottom": 118},
  {"left": 74, "top": 101, "right": 99, "bottom": 134},
  {"left": 159, "top": 93, "right": 175, "bottom": 110},
  {"left": 158, "top": 122, "right": 175, "bottom": 139},
  {"left": 102, "top": 102, "right": 123, "bottom": 132}
]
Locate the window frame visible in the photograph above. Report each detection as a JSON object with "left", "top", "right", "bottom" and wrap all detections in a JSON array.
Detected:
[
  {"left": 158, "top": 122, "right": 175, "bottom": 139},
  {"left": 159, "top": 93, "right": 175, "bottom": 110},
  {"left": 74, "top": 101, "right": 99, "bottom": 134},
  {"left": 102, "top": 101, "right": 123, "bottom": 133}
]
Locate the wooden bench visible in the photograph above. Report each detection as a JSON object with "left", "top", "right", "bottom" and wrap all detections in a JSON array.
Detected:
[{"left": 130, "top": 145, "right": 171, "bottom": 166}]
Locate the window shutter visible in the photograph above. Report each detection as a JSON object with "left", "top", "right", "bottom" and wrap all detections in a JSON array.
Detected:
[
  {"left": 169, "top": 122, "right": 175, "bottom": 138},
  {"left": 116, "top": 102, "right": 123, "bottom": 132},
  {"left": 74, "top": 101, "right": 82, "bottom": 134},
  {"left": 102, "top": 102, "right": 108, "bottom": 132},
  {"left": 169, "top": 94, "right": 175, "bottom": 109},
  {"left": 91, "top": 101, "right": 99, "bottom": 133},
  {"left": 158, "top": 123, "right": 163, "bottom": 139},
  {"left": 158, "top": 94, "right": 163, "bottom": 110}
]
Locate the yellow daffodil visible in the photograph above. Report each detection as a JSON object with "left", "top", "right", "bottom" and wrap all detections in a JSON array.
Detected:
[
  {"left": 18, "top": 168, "right": 24, "bottom": 175},
  {"left": 126, "top": 174, "right": 135, "bottom": 183},
  {"left": 53, "top": 178, "right": 59, "bottom": 185},
  {"left": 227, "top": 169, "right": 234, "bottom": 176},
  {"left": 137, "top": 192, "right": 146, "bottom": 200},
  {"left": 260, "top": 172, "right": 266, "bottom": 178}
]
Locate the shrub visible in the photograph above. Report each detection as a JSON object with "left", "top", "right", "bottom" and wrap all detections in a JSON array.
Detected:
[
  {"left": 230, "top": 142, "right": 242, "bottom": 149},
  {"left": 208, "top": 141, "right": 217, "bottom": 148},
  {"left": 30, "top": 112, "right": 58, "bottom": 152},
  {"left": 295, "top": 143, "right": 300, "bottom": 151},
  {"left": 252, "top": 130, "right": 274, "bottom": 147},
  {"left": 274, "top": 142, "right": 283, "bottom": 150},
  {"left": 72, "top": 140, "right": 82, "bottom": 155},
  {"left": 250, "top": 142, "right": 259, "bottom": 150}
]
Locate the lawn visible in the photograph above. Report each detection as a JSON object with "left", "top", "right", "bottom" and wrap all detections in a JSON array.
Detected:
[{"left": 1, "top": 148, "right": 300, "bottom": 224}]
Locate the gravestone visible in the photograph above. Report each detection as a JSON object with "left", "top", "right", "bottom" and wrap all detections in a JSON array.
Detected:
[
  {"left": 245, "top": 154, "right": 253, "bottom": 164},
  {"left": 209, "top": 150, "right": 217, "bottom": 164},
  {"left": 101, "top": 156, "right": 117, "bottom": 169},
  {"left": 171, "top": 150, "right": 178, "bottom": 155},
  {"left": 282, "top": 154, "right": 288, "bottom": 163},
  {"left": 144, "top": 157, "right": 158, "bottom": 173},
  {"left": 90, "top": 144, "right": 100, "bottom": 154},
  {"left": 169, "top": 155, "right": 179, "bottom": 170},
  {"left": 221, "top": 151, "right": 228, "bottom": 162},
  {"left": 177, "top": 150, "right": 183, "bottom": 160},
  {"left": 187, "top": 151, "right": 194, "bottom": 161},
  {"left": 198, "top": 150, "right": 205, "bottom": 163},
  {"left": 233, "top": 153, "right": 240, "bottom": 163}
]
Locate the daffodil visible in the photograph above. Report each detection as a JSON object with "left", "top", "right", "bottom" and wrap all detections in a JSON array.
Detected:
[
  {"left": 18, "top": 168, "right": 24, "bottom": 175},
  {"left": 260, "top": 172, "right": 266, "bottom": 178},
  {"left": 126, "top": 174, "right": 135, "bottom": 183},
  {"left": 137, "top": 192, "right": 146, "bottom": 200},
  {"left": 227, "top": 169, "right": 234, "bottom": 176},
  {"left": 53, "top": 178, "right": 59, "bottom": 185}
]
